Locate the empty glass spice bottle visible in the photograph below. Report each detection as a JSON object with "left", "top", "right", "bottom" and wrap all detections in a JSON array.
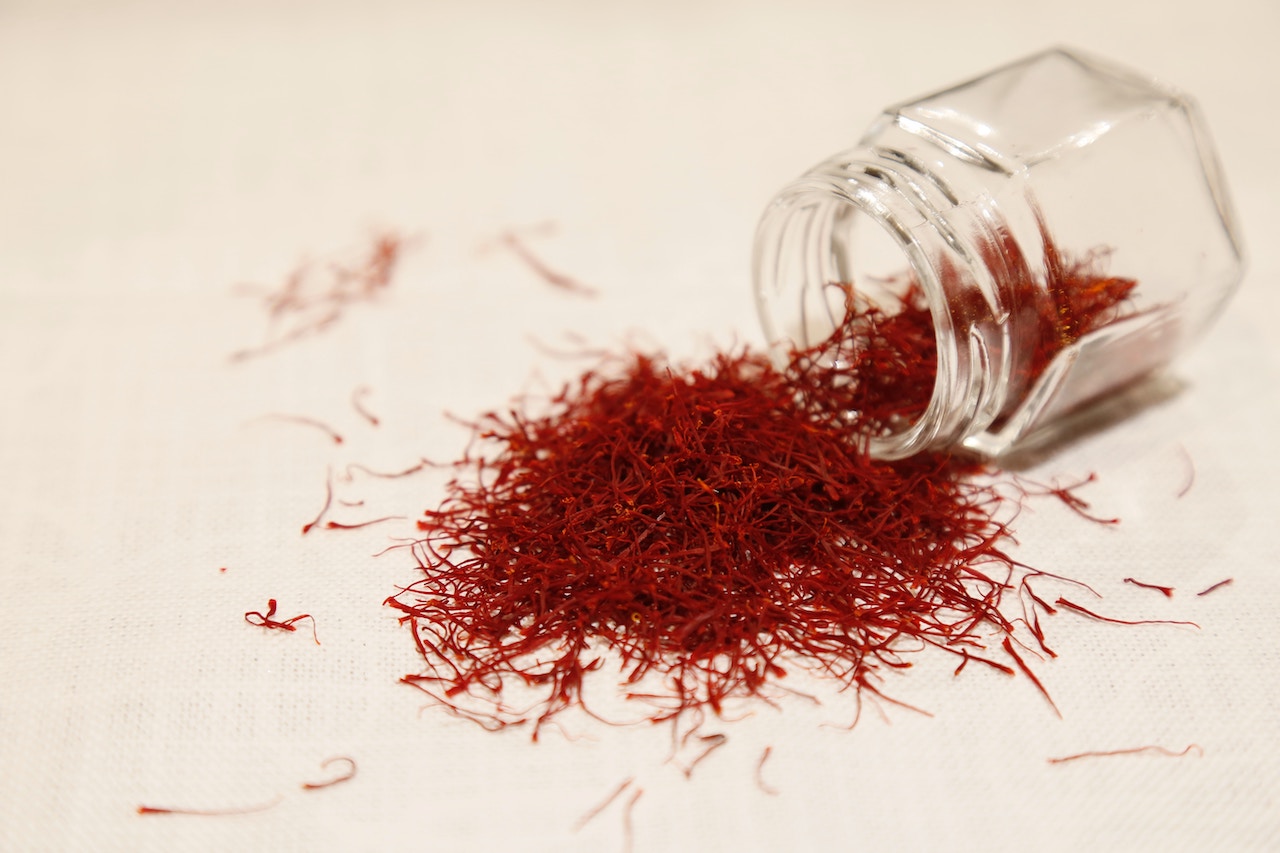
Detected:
[{"left": 754, "top": 47, "right": 1244, "bottom": 459}]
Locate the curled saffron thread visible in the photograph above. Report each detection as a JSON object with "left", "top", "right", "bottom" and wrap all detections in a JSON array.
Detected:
[
  {"left": 302, "top": 468, "right": 334, "bottom": 535},
  {"left": 324, "top": 516, "right": 407, "bottom": 531},
  {"left": 1196, "top": 578, "right": 1233, "bottom": 597},
  {"left": 250, "top": 413, "right": 344, "bottom": 445},
  {"left": 136, "top": 795, "right": 284, "bottom": 816},
  {"left": 755, "top": 746, "right": 779, "bottom": 796},
  {"left": 1055, "top": 597, "right": 1199, "bottom": 629},
  {"left": 301, "top": 756, "right": 357, "bottom": 790},
  {"left": 351, "top": 385, "right": 380, "bottom": 427},
  {"left": 244, "top": 599, "right": 320, "bottom": 645},
  {"left": 1048, "top": 744, "right": 1203, "bottom": 765},
  {"left": 1123, "top": 577, "right": 1175, "bottom": 598},
  {"left": 500, "top": 231, "right": 598, "bottom": 297},
  {"left": 574, "top": 777, "right": 635, "bottom": 832}
]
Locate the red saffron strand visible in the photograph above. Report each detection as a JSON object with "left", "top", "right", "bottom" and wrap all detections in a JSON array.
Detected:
[
  {"left": 302, "top": 468, "right": 334, "bottom": 535},
  {"left": 1123, "top": 577, "right": 1175, "bottom": 598},
  {"left": 953, "top": 649, "right": 1017, "bottom": 677},
  {"left": 500, "top": 231, "right": 598, "bottom": 297},
  {"left": 621, "top": 787, "right": 643, "bottom": 853},
  {"left": 351, "top": 385, "right": 380, "bottom": 427},
  {"left": 342, "top": 459, "right": 435, "bottom": 480},
  {"left": 1047, "top": 744, "right": 1203, "bottom": 765},
  {"left": 755, "top": 746, "right": 779, "bottom": 796},
  {"left": 301, "top": 756, "right": 357, "bottom": 790},
  {"left": 1055, "top": 597, "right": 1199, "bottom": 629},
  {"left": 324, "top": 516, "right": 407, "bottom": 530},
  {"left": 136, "top": 795, "right": 284, "bottom": 816},
  {"left": 678, "top": 733, "right": 728, "bottom": 779},
  {"left": 244, "top": 599, "right": 321, "bottom": 645},
  {"left": 1196, "top": 578, "right": 1233, "bottom": 597},
  {"left": 1002, "top": 637, "right": 1061, "bottom": 718},
  {"left": 573, "top": 778, "right": 634, "bottom": 831}
]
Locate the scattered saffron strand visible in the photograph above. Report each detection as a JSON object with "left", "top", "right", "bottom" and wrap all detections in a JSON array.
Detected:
[
  {"left": 1047, "top": 744, "right": 1203, "bottom": 765},
  {"left": 1002, "top": 637, "right": 1061, "bottom": 718},
  {"left": 621, "top": 787, "right": 643, "bottom": 853},
  {"left": 573, "top": 778, "right": 634, "bottom": 831},
  {"left": 302, "top": 468, "right": 334, "bottom": 535},
  {"left": 351, "top": 385, "right": 380, "bottom": 427},
  {"left": 251, "top": 413, "right": 344, "bottom": 445},
  {"left": 499, "top": 231, "right": 599, "bottom": 297},
  {"left": 324, "top": 516, "right": 407, "bottom": 530},
  {"left": 244, "top": 599, "right": 321, "bottom": 645},
  {"left": 755, "top": 747, "right": 779, "bottom": 796},
  {"left": 231, "top": 230, "right": 410, "bottom": 361},
  {"left": 341, "top": 459, "right": 436, "bottom": 480},
  {"left": 1196, "top": 578, "right": 1233, "bottom": 597},
  {"left": 230, "top": 318, "right": 333, "bottom": 362},
  {"left": 1055, "top": 597, "right": 1199, "bottom": 629},
  {"left": 301, "top": 756, "right": 357, "bottom": 790},
  {"left": 1123, "top": 577, "right": 1175, "bottom": 598},
  {"left": 679, "top": 734, "right": 728, "bottom": 779},
  {"left": 137, "top": 795, "right": 284, "bottom": 816}
]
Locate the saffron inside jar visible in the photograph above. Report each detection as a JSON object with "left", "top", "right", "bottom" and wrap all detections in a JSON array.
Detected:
[{"left": 793, "top": 212, "right": 1137, "bottom": 442}]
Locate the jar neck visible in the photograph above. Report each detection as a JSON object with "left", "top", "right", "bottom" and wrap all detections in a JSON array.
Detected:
[{"left": 753, "top": 147, "right": 1027, "bottom": 459}]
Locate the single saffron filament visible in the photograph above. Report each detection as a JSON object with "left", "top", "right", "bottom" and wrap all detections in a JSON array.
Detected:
[{"left": 1048, "top": 744, "right": 1203, "bottom": 764}]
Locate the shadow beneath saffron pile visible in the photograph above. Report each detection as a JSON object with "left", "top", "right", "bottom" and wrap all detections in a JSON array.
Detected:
[{"left": 995, "top": 372, "right": 1188, "bottom": 472}]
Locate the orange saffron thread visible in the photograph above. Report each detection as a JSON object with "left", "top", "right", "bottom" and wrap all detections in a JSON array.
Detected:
[
  {"left": 301, "top": 756, "right": 357, "bottom": 790},
  {"left": 1048, "top": 744, "right": 1203, "bottom": 764}
]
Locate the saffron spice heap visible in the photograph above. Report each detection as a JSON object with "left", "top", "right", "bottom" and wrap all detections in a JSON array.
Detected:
[{"left": 388, "top": 234, "right": 1136, "bottom": 734}]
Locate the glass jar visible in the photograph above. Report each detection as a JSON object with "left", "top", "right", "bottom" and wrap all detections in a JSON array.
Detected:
[{"left": 754, "top": 47, "right": 1244, "bottom": 459}]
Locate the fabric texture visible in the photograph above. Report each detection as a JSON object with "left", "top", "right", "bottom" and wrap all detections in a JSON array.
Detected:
[{"left": 2, "top": 2, "right": 1277, "bottom": 850}]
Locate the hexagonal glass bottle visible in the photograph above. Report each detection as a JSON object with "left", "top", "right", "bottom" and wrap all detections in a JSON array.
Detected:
[{"left": 754, "top": 47, "right": 1244, "bottom": 459}]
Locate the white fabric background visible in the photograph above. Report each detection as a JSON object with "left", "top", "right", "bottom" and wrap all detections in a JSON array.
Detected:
[{"left": 2, "top": 1, "right": 1278, "bottom": 850}]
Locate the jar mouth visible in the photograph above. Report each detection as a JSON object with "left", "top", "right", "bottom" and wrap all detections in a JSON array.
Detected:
[{"left": 753, "top": 162, "right": 989, "bottom": 459}]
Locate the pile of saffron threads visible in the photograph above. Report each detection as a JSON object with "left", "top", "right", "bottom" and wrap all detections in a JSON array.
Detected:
[{"left": 388, "top": 231, "right": 1136, "bottom": 734}]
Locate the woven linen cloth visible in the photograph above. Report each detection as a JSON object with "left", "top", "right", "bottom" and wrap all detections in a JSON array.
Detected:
[{"left": 2, "top": 2, "right": 1277, "bottom": 850}]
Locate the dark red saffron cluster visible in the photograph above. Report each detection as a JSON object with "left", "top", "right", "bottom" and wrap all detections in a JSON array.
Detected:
[{"left": 388, "top": 233, "right": 1134, "bottom": 733}]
